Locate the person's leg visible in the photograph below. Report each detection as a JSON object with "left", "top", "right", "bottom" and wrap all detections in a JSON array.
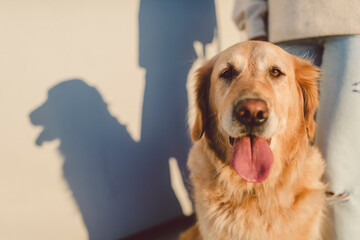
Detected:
[
  {"left": 315, "top": 35, "right": 360, "bottom": 239},
  {"left": 277, "top": 41, "right": 323, "bottom": 66}
]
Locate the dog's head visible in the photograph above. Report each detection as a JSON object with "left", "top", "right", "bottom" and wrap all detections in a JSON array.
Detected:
[{"left": 189, "top": 41, "right": 320, "bottom": 183}]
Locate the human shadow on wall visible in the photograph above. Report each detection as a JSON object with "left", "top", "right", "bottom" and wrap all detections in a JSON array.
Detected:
[
  {"left": 138, "top": 0, "right": 217, "bottom": 204},
  {"left": 29, "top": 1, "right": 216, "bottom": 240}
]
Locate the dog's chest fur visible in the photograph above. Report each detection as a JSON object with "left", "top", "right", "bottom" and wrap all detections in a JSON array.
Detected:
[{"left": 187, "top": 140, "right": 326, "bottom": 240}]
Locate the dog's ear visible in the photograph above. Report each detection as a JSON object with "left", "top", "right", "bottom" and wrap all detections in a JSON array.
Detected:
[
  {"left": 191, "top": 58, "right": 214, "bottom": 142},
  {"left": 294, "top": 56, "right": 320, "bottom": 140}
]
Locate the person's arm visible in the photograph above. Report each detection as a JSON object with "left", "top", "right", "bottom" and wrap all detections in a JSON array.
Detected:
[{"left": 232, "top": 0, "right": 268, "bottom": 41}]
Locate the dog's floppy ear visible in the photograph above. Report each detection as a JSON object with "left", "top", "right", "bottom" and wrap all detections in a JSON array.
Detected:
[
  {"left": 191, "top": 58, "right": 214, "bottom": 142},
  {"left": 294, "top": 56, "right": 320, "bottom": 140}
]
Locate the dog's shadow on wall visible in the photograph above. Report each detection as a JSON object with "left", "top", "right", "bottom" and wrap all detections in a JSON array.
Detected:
[
  {"left": 29, "top": 1, "right": 216, "bottom": 239},
  {"left": 30, "top": 80, "right": 148, "bottom": 239}
]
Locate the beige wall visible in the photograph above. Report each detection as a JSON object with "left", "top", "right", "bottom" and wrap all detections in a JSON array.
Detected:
[{"left": 0, "top": 1, "right": 243, "bottom": 239}]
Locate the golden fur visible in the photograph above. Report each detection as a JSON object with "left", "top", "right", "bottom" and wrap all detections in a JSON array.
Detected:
[{"left": 180, "top": 41, "right": 327, "bottom": 240}]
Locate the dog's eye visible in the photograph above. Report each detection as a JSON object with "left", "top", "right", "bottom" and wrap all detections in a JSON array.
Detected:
[
  {"left": 220, "top": 69, "right": 233, "bottom": 79},
  {"left": 270, "top": 68, "right": 283, "bottom": 77},
  {"left": 219, "top": 64, "right": 239, "bottom": 81}
]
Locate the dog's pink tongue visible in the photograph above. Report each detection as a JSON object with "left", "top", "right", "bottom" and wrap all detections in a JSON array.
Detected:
[{"left": 231, "top": 137, "right": 273, "bottom": 183}]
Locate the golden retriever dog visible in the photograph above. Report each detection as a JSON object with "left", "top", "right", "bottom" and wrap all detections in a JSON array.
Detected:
[{"left": 180, "top": 41, "right": 327, "bottom": 240}]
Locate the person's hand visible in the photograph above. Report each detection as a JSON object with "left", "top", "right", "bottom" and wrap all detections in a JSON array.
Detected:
[{"left": 251, "top": 36, "right": 267, "bottom": 41}]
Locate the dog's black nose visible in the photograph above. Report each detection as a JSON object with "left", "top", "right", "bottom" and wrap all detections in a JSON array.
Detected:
[{"left": 234, "top": 99, "right": 269, "bottom": 126}]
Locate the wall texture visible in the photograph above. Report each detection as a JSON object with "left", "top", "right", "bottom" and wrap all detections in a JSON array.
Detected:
[{"left": 0, "top": 0, "right": 242, "bottom": 239}]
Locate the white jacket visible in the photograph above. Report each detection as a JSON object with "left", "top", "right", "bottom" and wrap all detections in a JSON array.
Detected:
[{"left": 233, "top": 0, "right": 360, "bottom": 43}]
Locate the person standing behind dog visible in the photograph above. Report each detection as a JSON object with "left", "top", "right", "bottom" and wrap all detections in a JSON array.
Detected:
[{"left": 233, "top": 0, "right": 360, "bottom": 239}]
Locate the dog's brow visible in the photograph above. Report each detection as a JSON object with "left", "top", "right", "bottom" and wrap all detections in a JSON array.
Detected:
[
  {"left": 219, "top": 62, "right": 240, "bottom": 72},
  {"left": 218, "top": 62, "right": 227, "bottom": 70},
  {"left": 226, "top": 63, "right": 238, "bottom": 71}
]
